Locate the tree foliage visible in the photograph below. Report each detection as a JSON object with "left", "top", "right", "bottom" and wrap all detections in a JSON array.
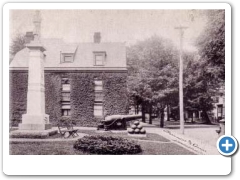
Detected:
[
  {"left": 183, "top": 10, "right": 225, "bottom": 123},
  {"left": 127, "top": 36, "right": 179, "bottom": 124},
  {"left": 183, "top": 53, "right": 214, "bottom": 123},
  {"left": 127, "top": 10, "right": 225, "bottom": 124},
  {"left": 10, "top": 33, "right": 26, "bottom": 63},
  {"left": 196, "top": 10, "right": 225, "bottom": 86}
]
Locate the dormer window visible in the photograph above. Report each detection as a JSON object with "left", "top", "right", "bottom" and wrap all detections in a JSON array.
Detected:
[
  {"left": 61, "top": 53, "right": 74, "bottom": 63},
  {"left": 60, "top": 45, "right": 77, "bottom": 63},
  {"left": 93, "top": 52, "right": 106, "bottom": 66},
  {"left": 95, "top": 55, "right": 104, "bottom": 65}
]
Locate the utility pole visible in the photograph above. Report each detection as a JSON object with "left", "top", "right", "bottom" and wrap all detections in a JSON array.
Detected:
[{"left": 175, "top": 26, "right": 188, "bottom": 134}]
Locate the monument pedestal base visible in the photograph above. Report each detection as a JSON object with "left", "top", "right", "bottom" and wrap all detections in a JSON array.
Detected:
[
  {"left": 20, "top": 114, "right": 51, "bottom": 130},
  {"left": 10, "top": 129, "right": 58, "bottom": 139},
  {"left": 19, "top": 123, "right": 52, "bottom": 130},
  {"left": 12, "top": 114, "right": 57, "bottom": 138}
]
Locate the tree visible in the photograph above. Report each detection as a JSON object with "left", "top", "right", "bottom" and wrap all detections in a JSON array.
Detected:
[
  {"left": 196, "top": 10, "right": 225, "bottom": 87},
  {"left": 10, "top": 33, "right": 26, "bottom": 63},
  {"left": 127, "top": 35, "right": 179, "bottom": 126},
  {"left": 183, "top": 53, "right": 215, "bottom": 124},
  {"left": 183, "top": 10, "right": 225, "bottom": 124}
]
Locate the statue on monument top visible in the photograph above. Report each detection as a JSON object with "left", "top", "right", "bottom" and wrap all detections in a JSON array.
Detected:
[
  {"left": 26, "top": 10, "right": 45, "bottom": 52},
  {"left": 33, "top": 10, "right": 42, "bottom": 42}
]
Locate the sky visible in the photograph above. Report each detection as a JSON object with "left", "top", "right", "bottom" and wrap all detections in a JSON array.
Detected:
[{"left": 10, "top": 9, "right": 209, "bottom": 51}]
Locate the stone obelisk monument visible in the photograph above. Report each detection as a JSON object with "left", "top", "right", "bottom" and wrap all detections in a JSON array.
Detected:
[{"left": 11, "top": 11, "right": 57, "bottom": 138}]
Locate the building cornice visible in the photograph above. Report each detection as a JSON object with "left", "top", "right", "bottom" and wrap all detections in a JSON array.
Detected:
[{"left": 9, "top": 67, "right": 128, "bottom": 73}]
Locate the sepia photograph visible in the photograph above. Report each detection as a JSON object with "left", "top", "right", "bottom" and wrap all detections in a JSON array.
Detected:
[{"left": 8, "top": 8, "right": 225, "bottom": 156}]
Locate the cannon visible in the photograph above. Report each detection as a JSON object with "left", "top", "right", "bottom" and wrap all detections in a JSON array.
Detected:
[{"left": 97, "top": 114, "right": 142, "bottom": 131}]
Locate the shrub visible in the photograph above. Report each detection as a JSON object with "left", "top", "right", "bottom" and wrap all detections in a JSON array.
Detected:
[{"left": 73, "top": 135, "right": 142, "bottom": 155}]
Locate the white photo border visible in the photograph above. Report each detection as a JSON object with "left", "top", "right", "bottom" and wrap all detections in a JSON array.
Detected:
[{"left": 3, "top": 2, "right": 231, "bottom": 175}]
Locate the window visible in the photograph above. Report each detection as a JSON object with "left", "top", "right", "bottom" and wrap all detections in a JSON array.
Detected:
[
  {"left": 61, "top": 78, "right": 71, "bottom": 117},
  {"left": 64, "top": 55, "right": 73, "bottom": 62},
  {"left": 62, "top": 103, "right": 71, "bottom": 116},
  {"left": 95, "top": 92, "right": 103, "bottom": 102},
  {"left": 94, "top": 80, "right": 103, "bottom": 91},
  {"left": 94, "top": 103, "right": 103, "bottom": 117},
  {"left": 213, "top": 96, "right": 219, "bottom": 103},
  {"left": 62, "top": 109, "right": 71, "bottom": 116},
  {"left": 94, "top": 80, "right": 103, "bottom": 117},
  {"left": 62, "top": 92, "right": 70, "bottom": 101},
  {"left": 61, "top": 54, "right": 74, "bottom": 63},
  {"left": 217, "top": 104, "right": 223, "bottom": 119},
  {"left": 62, "top": 84, "right": 70, "bottom": 91},
  {"left": 60, "top": 45, "right": 77, "bottom": 63},
  {"left": 95, "top": 55, "right": 104, "bottom": 65},
  {"left": 93, "top": 52, "right": 106, "bottom": 66}
]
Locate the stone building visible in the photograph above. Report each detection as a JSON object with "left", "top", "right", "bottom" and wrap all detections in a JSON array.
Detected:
[
  {"left": 10, "top": 32, "right": 129, "bottom": 127},
  {"left": 212, "top": 87, "right": 225, "bottom": 121}
]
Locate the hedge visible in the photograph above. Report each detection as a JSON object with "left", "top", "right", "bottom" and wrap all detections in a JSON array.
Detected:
[{"left": 73, "top": 135, "right": 142, "bottom": 154}]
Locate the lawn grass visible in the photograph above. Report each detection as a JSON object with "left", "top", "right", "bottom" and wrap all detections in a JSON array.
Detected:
[
  {"left": 10, "top": 140, "right": 195, "bottom": 155},
  {"left": 139, "top": 141, "right": 195, "bottom": 155},
  {"left": 10, "top": 130, "right": 196, "bottom": 155},
  {"left": 10, "top": 141, "right": 85, "bottom": 155}
]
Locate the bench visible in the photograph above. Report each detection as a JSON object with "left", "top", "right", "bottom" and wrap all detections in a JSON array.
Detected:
[{"left": 57, "top": 122, "right": 79, "bottom": 138}]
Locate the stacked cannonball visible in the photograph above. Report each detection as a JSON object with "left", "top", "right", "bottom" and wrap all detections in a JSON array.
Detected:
[{"left": 128, "top": 121, "right": 146, "bottom": 135}]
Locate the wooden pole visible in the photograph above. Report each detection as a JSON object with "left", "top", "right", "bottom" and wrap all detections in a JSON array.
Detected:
[{"left": 175, "top": 26, "right": 188, "bottom": 134}]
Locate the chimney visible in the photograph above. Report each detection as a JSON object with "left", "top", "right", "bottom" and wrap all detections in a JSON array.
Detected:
[
  {"left": 24, "top": 32, "right": 34, "bottom": 44},
  {"left": 94, "top": 32, "right": 101, "bottom": 43}
]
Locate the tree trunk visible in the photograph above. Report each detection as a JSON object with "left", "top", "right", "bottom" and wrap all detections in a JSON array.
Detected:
[
  {"left": 191, "top": 112, "right": 194, "bottom": 123},
  {"left": 142, "top": 102, "right": 146, "bottom": 123},
  {"left": 149, "top": 104, "right": 152, "bottom": 124},
  {"left": 136, "top": 103, "right": 139, "bottom": 114},
  {"left": 167, "top": 104, "right": 170, "bottom": 121},
  {"left": 202, "top": 110, "right": 212, "bottom": 124},
  {"left": 160, "top": 108, "right": 164, "bottom": 128}
]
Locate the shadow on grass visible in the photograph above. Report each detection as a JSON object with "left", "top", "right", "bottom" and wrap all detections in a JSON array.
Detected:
[{"left": 9, "top": 130, "right": 196, "bottom": 155}]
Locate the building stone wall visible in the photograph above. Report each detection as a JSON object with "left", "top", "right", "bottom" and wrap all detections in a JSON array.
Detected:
[{"left": 10, "top": 71, "right": 129, "bottom": 127}]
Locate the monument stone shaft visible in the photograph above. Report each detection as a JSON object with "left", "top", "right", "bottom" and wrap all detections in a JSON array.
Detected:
[
  {"left": 10, "top": 10, "right": 58, "bottom": 138},
  {"left": 19, "top": 41, "right": 51, "bottom": 130}
]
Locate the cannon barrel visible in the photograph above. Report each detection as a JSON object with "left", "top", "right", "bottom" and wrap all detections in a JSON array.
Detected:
[
  {"left": 99, "top": 114, "right": 142, "bottom": 131},
  {"left": 103, "top": 114, "right": 142, "bottom": 122}
]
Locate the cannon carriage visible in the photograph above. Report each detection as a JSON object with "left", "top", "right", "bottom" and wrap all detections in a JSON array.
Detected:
[{"left": 97, "top": 114, "right": 142, "bottom": 131}]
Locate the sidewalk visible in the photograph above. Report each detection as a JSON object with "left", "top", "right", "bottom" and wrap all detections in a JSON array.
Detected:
[
  {"left": 140, "top": 119, "right": 219, "bottom": 155},
  {"left": 144, "top": 127, "right": 218, "bottom": 155},
  {"left": 151, "top": 119, "right": 220, "bottom": 146}
]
